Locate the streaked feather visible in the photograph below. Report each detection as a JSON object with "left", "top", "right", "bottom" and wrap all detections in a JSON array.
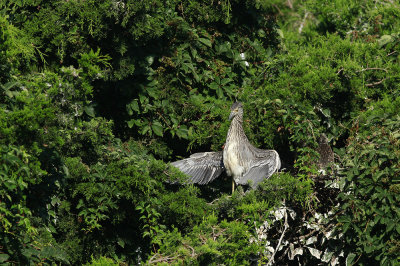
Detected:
[
  {"left": 171, "top": 102, "right": 281, "bottom": 189},
  {"left": 171, "top": 151, "right": 224, "bottom": 185},
  {"left": 223, "top": 102, "right": 281, "bottom": 188},
  {"left": 238, "top": 150, "right": 281, "bottom": 188}
]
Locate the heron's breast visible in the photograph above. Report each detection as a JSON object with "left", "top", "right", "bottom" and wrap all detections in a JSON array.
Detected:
[{"left": 223, "top": 143, "right": 245, "bottom": 180}]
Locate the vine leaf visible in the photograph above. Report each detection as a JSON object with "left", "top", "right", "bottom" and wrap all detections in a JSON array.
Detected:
[{"left": 152, "top": 121, "right": 163, "bottom": 136}]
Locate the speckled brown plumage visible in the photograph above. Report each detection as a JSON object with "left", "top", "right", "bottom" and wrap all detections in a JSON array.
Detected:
[{"left": 316, "top": 133, "right": 334, "bottom": 169}]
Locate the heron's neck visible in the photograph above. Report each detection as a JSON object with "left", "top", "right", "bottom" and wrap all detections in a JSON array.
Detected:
[{"left": 227, "top": 115, "right": 246, "bottom": 143}]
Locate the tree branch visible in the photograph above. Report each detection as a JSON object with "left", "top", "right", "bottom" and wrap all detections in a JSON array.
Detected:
[
  {"left": 365, "top": 78, "right": 386, "bottom": 87},
  {"left": 356, "top": 67, "right": 388, "bottom": 73},
  {"left": 268, "top": 206, "right": 289, "bottom": 265}
]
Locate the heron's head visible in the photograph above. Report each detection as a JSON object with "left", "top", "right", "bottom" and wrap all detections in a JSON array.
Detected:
[
  {"left": 318, "top": 133, "right": 329, "bottom": 144},
  {"left": 229, "top": 102, "right": 243, "bottom": 120}
]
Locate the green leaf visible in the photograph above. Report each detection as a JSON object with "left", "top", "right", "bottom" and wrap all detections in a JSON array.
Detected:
[
  {"left": 145, "top": 56, "right": 154, "bottom": 66},
  {"left": 141, "top": 125, "right": 151, "bottom": 135},
  {"left": 216, "top": 86, "right": 224, "bottom": 98},
  {"left": 198, "top": 38, "right": 212, "bottom": 47},
  {"left": 128, "top": 100, "right": 139, "bottom": 115},
  {"left": 84, "top": 105, "right": 95, "bottom": 117},
  {"left": 221, "top": 78, "right": 232, "bottom": 86},
  {"left": 151, "top": 121, "right": 163, "bottom": 136},
  {"left": 216, "top": 41, "right": 231, "bottom": 54},
  {"left": 190, "top": 47, "right": 198, "bottom": 59},
  {"left": 276, "top": 29, "right": 284, "bottom": 38},
  {"left": 117, "top": 239, "right": 125, "bottom": 248},
  {"left": 377, "top": 35, "right": 393, "bottom": 47},
  {"left": 392, "top": 132, "right": 400, "bottom": 139},
  {"left": 387, "top": 222, "right": 395, "bottom": 232},
  {"left": 209, "top": 82, "right": 219, "bottom": 91},
  {"left": 2, "top": 81, "right": 19, "bottom": 91},
  {"left": 0, "top": 253, "right": 9, "bottom": 263},
  {"left": 176, "top": 125, "right": 188, "bottom": 139},
  {"left": 342, "top": 222, "right": 351, "bottom": 233},
  {"left": 396, "top": 224, "right": 400, "bottom": 234},
  {"left": 127, "top": 119, "right": 135, "bottom": 128},
  {"left": 346, "top": 253, "right": 356, "bottom": 265}
]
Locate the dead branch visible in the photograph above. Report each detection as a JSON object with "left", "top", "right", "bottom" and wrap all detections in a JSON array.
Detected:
[
  {"left": 148, "top": 254, "right": 178, "bottom": 264},
  {"left": 268, "top": 206, "right": 289, "bottom": 265},
  {"left": 356, "top": 67, "right": 388, "bottom": 73},
  {"left": 365, "top": 78, "right": 387, "bottom": 87},
  {"left": 183, "top": 243, "right": 196, "bottom": 257}
]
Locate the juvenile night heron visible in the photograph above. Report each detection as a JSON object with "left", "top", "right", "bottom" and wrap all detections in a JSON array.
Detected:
[
  {"left": 171, "top": 102, "right": 281, "bottom": 192},
  {"left": 316, "top": 133, "right": 334, "bottom": 171}
]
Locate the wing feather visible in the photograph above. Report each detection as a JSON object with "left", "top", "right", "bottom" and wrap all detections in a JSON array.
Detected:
[
  {"left": 238, "top": 150, "right": 281, "bottom": 188},
  {"left": 171, "top": 151, "right": 224, "bottom": 184}
]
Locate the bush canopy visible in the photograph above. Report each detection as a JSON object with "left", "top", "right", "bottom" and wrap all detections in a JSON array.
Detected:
[{"left": 1, "top": 0, "right": 399, "bottom": 264}]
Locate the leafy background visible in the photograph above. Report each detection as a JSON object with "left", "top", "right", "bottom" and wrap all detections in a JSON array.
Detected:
[{"left": 1, "top": 0, "right": 399, "bottom": 264}]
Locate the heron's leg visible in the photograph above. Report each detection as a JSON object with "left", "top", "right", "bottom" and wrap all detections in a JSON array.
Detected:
[{"left": 232, "top": 178, "right": 235, "bottom": 194}]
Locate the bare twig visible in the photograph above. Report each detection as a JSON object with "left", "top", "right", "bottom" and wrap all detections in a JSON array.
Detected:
[
  {"left": 157, "top": 111, "right": 173, "bottom": 129},
  {"left": 298, "top": 12, "right": 309, "bottom": 34},
  {"left": 268, "top": 206, "right": 289, "bottom": 265},
  {"left": 336, "top": 67, "right": 344, "bottom": 74},
  {"left": 212, "top": 227, "right": 227, "bottom": 241},
  {"left": 207, "top": 195, "right": 231, "bottom": 205},
  {"left": 356, "top": 67, "right": 388, "bottom": 73},
  {"left": 183, "top": 243, "right": 196, "bottom": 257},
  {"left": 306, "top": 119, "right": 316, "bottom": 139},
  {"left": 148, "top": 254, "right": 178, "bottom": 264},
  {"left": 286, "top": 0, "right": 293, "bottom": 9},
  {"left": 148, "top": 254, "right": 157, "bottom": 263},
  {"left": 296, "top": 222, "right": 335, "bottom": 244},
  {"left": 215, "top": 228, "right": 227, "bottom": 239},
  {"left": 179, "top": 2, "right": 185, "bottom": 19},
  {"left": 353, "top": 253, "right": 363, "bottom": 265},
  {"left": 273, "top": 4, "right": 284, "bottom": 16},
  {"left": 199, "top": 234, "right": 207, "bottom": 244},
  {"left": 365, "top": 78, "right": 386, "bottom": 87}
]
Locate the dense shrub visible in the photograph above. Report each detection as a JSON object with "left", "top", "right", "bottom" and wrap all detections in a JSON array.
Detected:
[
  {"left": 337, "top": 113, "right": 400, "bottom": 265},
  {"left": 1, "top": 0, "right": 400, "bottom": 264}
]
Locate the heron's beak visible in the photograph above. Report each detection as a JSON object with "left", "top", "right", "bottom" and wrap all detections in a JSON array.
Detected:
[{"left": 229, "top": 112, "right": 234, "bottom": 120}]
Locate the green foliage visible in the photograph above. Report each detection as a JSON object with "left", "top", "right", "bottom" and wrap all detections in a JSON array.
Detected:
[
  {"left": 304, "top": 0, "right": 400, "bottom": 38},
  {"left": 212, "top": 172, "right": 313, "bottom": 226},
  {"left": 3, "top": 0, "right": 278, "bottom": 144},
  {"left": 152, "top": 213, "right": 262, "bottom": 265},
  {"left": 147, "top": 172, "right": 315, "bottom": 264},
  {"left": 78, "top": 49, "right": 112, "bottom": 80},
  {"left": 159, "top": 185, "right": 209, "bottom": 232},
  {"left": 0, "top": 15, "right": 36, "bottom": 76},
  {"left": 0, "top": 145, "right": 38, "bottom": 262},
  {"left": 0, "top": 145, "right": 38, "bottom": 233},
  {"left": 1, "top": 0, "right": 400, "bottom": 264},
  {"left": 122, "top": 3, "right": 278, "bottom": 142},
  {"left": 250, "top": 32, "right": 399, "bottom": 121},
  {"left": 84, "top": 255, "right": 120, "bottom": 266},
  {"left": 337, "top": 113, "right": 400, "bottom": 265},
  {"left": 258, "top": 172, "right": 314, "bottom": 206}
]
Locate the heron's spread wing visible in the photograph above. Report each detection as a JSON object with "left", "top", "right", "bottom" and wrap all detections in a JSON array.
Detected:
[
  {"left": 238, "top": 150, "right": 281, "bottom": 188},
  {"left": 171, "top": 151, "right": 224, "bottom": 185}
]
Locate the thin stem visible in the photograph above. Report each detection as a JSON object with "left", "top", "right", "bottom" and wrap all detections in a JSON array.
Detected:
[{"left": 268, "top": 203, "right": 288, "bottom": 265}]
